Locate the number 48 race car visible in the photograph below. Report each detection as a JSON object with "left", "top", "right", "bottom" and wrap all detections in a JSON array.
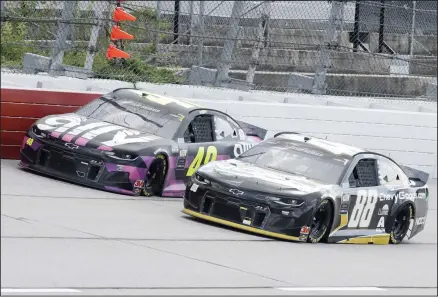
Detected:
[
  {"left": 19, "top": 88, "right": 266, "bottom": 197},
  {"left": 183, "top": 132, "right": 430, "bottom": 244}
]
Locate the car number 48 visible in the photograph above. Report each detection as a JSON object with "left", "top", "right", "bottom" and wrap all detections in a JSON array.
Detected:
[{"left": 347, "top": 189, "right": 378, "bottom": 228}]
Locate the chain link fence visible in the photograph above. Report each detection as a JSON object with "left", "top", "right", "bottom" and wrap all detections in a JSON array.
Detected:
[{"left": 1, "top": 1, "right": 437, "bottom": 99}]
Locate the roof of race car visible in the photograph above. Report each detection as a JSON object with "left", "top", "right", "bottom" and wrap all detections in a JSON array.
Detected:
[
  {"left": 110, "top": 88, "right": 203, "bottom": 116},
  {"left": 272, "top": 132, "right": 367, "bottom": 157}
]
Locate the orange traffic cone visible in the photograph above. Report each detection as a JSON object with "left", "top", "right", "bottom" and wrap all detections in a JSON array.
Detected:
[
  {"left": 106, "top": 44, "right": 130, "bottom": 59},
  {"left": 113, "top": 7, "right": 136, "bottom": 22},
  {"left": 110, "top": 26, "right": 134, "bottom": 40}
]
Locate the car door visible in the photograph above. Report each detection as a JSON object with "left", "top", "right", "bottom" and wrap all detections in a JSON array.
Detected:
[
  {"left": 173, "top": 110, "right": 254, "bottom": 181},
  {"left": 339, "top": 155, "right": 398, "bottom": 238}
]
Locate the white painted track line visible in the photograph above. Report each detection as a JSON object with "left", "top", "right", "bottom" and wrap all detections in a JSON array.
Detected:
[
  {"left": 278, "top": 287, "right": 386, "bottom": 291},
  {"left": 1, "top": 289, "right": 81, "bottom": 293}
]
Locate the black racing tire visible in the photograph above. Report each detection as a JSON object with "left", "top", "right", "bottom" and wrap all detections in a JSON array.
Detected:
[
  {"left": 307, "top": 199, "right": 334, "bottom": 243},
  {"left": 143, "top": 154, "right": 168, "bottom": 197},
  {"left": 389, "top": 204, "right": 413, "bottom": 244}
]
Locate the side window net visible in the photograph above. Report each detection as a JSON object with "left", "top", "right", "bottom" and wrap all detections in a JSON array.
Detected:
[
  {"left": 349, "top": 159, "right": 378, "bottom": 188},
  {"left": 185, "top": 115, "right": 214, "bottom": 143}
]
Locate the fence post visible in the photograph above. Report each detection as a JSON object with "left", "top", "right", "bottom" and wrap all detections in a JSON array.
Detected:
[
  {"left": 409, "top": 1, "right": 417, "bottom": 56},
  {"left": 246, "top": 1, "right": 271, "bottom": 84},
  {"left": 189, "top": 1, "right": 205, "bottom": 66},
  {"left": 312, "top": 0, "right": 345, "bottom": 95},
  {"left": 154, "top": 0, "right": 162, "bottom": 52},
  {"left": 214, "top": 0, "right": 245, "bottom": 87},
  {"left": 84, "top": 1, "right": 109, "bottom": 72},
  {"left": 49, "top": 0, "right": 76, "bottom": 76}
]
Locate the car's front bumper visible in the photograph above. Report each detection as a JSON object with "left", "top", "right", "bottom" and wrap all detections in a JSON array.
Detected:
[
  {"left": 182, "top": 179, "right": 316, "bottom": 242},
  {"left": 19, "top": 135, "right": 147, "bottom": 196}
]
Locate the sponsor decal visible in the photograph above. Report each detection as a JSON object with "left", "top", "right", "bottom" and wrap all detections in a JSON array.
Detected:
[
  {"left": 342, "top": 194, "right": 350, "bottom": 202},
  {"left": 233, "top": 142, "right": 254, "bottom": 157},
  {"left": 190, "top": 183, "right": 199, "bottom": 192},
  {"left": 171, "top": 145, "right": 179, "bottom": 153},
  {"left": 416, "top": 217, "right": 426, "bottom": 225},
  {"left": 357, "top": 190, "right": 425, "bottom": 204},
  {"left": 26, "top": 138, "right": 34, "bottom": 146},
  {"left": 376, "top": 216, "right": 386, "bottom": 232},
  {"left": 281, "top": 210, "right": 290, "bottom": 216},
  {"left": 300, "top": 226, "right": 310, "bottom": 235},
  {"left": 229, "top": 189, "right": 244, "bottom": 195},
  {"left": 178, "top": 138, "right": 184, "bottom": 143},
  {"left": 117, "top": 165, "right": 124, "bottom": 171},
  {"left": 378, "top": 204, "right": 389, "bottom": 216},
  {"left": 179, "top": 150, "right": 187, "bottom": 158},
  {"left": 134, "top": 180, "right": 144, "bottom": 188},
  {"left": 242, "top": 219, "right": 252, "bottom": 225}
]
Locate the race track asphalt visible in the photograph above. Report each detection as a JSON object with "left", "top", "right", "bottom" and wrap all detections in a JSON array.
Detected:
[{"left": 1, "top": 159, "right": 437, "bottom": 295}]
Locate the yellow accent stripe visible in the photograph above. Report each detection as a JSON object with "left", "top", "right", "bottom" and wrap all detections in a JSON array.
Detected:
[
  {"left": 330, "top": 213, "right": 348, "bottom": 236},
  {"left": 337, "top": 234, "right": 390, "bottom": 245},
  {"left": 182, "top": 208, "right": 300, "bottom": 241}
]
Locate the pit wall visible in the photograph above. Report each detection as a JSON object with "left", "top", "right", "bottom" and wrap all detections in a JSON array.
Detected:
[{"left": 1, "top": 87, "right": 436, "bottom": 178}]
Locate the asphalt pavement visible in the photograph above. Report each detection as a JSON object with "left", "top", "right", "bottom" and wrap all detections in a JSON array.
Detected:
[{"left": 1, "top": 159, "right": 437, "bottom": 295}]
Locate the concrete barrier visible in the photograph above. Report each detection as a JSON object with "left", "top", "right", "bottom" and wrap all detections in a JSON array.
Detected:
[{"left": 1, "top": 85, "right": 436, "bottom": 178}]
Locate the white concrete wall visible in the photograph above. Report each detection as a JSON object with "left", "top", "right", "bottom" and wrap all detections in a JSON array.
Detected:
[
  {"left": 181, "top": 98, "right": 437, "bottom": 178},
  {"left": 2, "top": 72, "right": 436, "bottom": 178}
]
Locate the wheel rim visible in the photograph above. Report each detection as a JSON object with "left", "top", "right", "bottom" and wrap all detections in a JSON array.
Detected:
[{"left": 309, "top": 203, "right": 331, "bottom": 240}]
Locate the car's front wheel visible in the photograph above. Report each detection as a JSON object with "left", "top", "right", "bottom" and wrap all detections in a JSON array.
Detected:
[
  {"left": 308, "top": 199, "right": 333, "bottom": 243},
  {"left": 143, "top": 154, "right": 168, "bottom": 197},
  {"left": 389, "top": 204, "right": 413, "bottom": 244}
]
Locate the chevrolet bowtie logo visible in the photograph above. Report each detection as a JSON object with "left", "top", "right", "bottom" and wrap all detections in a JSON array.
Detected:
[
  {"left": 65, "top": 143, "right": 79, "bottom": 149},
  {"left": 229, "top": 189, "right": 244, "bottom": 195}
]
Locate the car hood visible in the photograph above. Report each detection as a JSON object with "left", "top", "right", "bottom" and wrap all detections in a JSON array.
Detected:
[
  {"left": 33, "top": 113, "right": 166, "bottom": 152},
  {"left": 198, "top": 159, "right": 334, "bottom": 196}
]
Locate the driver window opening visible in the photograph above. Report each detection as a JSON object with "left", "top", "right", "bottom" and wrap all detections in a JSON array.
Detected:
[
  {"left": 348, "top": 158, "right": 379, "bottom": 188},
  {"left": 184, "top": 115, "right": 214, "bottom": 143}
]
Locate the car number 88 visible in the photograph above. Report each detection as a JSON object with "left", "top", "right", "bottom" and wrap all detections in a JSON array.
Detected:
[{"left": 347, "top": 189, "right": 378, "bottom": 228}]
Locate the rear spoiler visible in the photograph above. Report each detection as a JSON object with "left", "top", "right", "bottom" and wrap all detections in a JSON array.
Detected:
[
  {"left": 401, "top": 165, "right": 430, "bottom": 187},
  {"left": 236, "top": 120, "right": 267, "bottom": 140}
]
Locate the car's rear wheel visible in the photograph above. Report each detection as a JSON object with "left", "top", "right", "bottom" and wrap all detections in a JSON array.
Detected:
[
  {"left": 308, "top": 199, "right": 333, "bottom": 243},
  {"left": 143, "top": 154, "right": 168, "bottom": 197},
  {"left": 389, "top": 204, "right": 413, "bottom": 244}
]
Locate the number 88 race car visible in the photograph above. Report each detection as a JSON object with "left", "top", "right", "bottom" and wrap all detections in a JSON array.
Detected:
[
  {"left": 183, "top": 132, "right": 430, "bottom": 244},
  {"left": 19, "top": 88, "right": 266, "bottom": 197}
]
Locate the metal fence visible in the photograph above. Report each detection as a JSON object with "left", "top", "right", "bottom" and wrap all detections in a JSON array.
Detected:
[{"left": 1, "top": 1, "right": 437, "bottom": 99}]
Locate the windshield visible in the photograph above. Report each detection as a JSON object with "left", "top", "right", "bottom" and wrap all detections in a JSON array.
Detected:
[
  {"left": 75, "top": 96, "right": 183, "bottom": 137},
  {"left": 237, "top": 143, "right": 349, "bottom": 184}
]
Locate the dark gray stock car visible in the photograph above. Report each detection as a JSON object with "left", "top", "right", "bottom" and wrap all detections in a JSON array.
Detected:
[
  {"left": 19, "top": 88, "right": 266, "bottom": 197},
  {"left": 183, "top": 132, "right": 430, "bottom": 244}
]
